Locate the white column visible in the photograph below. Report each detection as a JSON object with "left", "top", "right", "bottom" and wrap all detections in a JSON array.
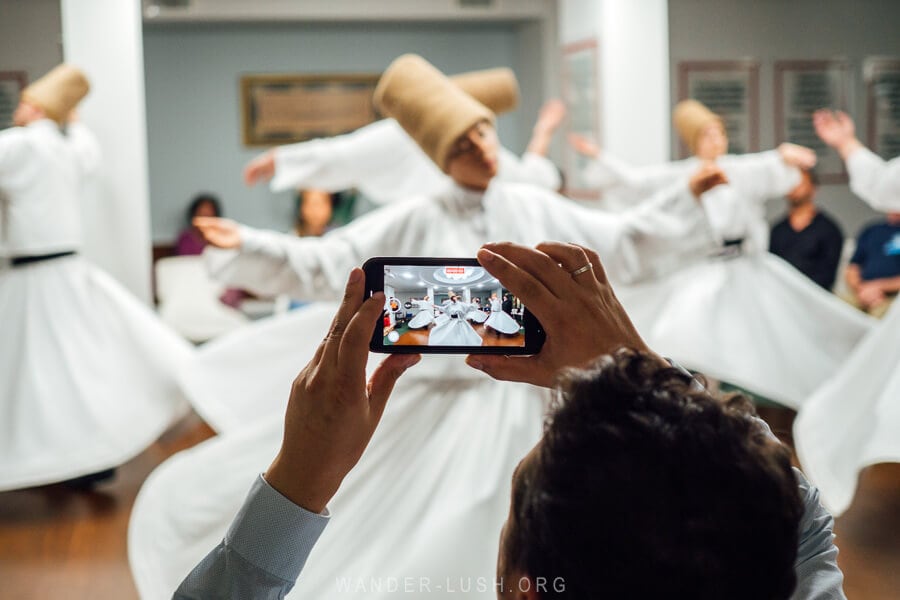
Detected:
[
  {"left": 559, "top": 0, "right": 670, "bottom": 164},
  {"left": 60, "top": 0, "right": 152, "bottom": 302}
]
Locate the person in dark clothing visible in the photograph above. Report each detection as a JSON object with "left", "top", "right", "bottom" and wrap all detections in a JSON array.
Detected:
[{"left": 770, "top": 169, "right": 843, "bottom": 290}]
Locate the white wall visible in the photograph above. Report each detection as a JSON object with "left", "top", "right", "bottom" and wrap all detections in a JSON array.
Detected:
[
  {"left": 61, "top": 0, "right": 153, "bottom": 302},
  {"left": 558, "top": 0, "right": 670, "bottom": 165},
  {"left": 669, "top": 0, "right": 900, "bottom": 235},
  {"left": 143, "top": 21, "right": 548, "bottom": 242}
]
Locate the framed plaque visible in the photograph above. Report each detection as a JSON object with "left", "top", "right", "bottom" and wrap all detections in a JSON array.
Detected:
[
  {"left": 561, "top": 38, "right": 601, "bottom": 199},
  {"left": 677, "top": 61, "right": 759, "bottom": 157},
  {"left": 0, "top": 71, "right": 27, "bottom": 130},
  {"left": 241, "top": 73, "right": 380, "bottom": 147},
  {"left": 864, "top": 58, "right": 900, "bottom": 161},
  {"left": 775, "top": 60, "right": 850, "bottom": 183}
]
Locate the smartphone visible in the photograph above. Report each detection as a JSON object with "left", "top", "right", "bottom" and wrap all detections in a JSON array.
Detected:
[{"left": 363, "top": 257, "right": 545, "bottom": 355}]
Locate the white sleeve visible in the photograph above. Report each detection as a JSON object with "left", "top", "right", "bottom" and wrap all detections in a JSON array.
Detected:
[
  {"left": 582, "top": 153, "right": 689, "bottom": 197},
  {"left": 66, "top": 123, "right": 103, "bottom": 176},
  {"left": 204, "top": 200, "right": 425, "bottom": 301},
  {"left": 846, "top": 147, "right": 900, "bottom": 212},
  {"left": 0, "top": 128, "right": 28, "bottom": 179},
  {"left": 269, "top": 119, "right": 408, "bottom": 194},
  {"left": 498, "top": 148, "right": 561, "bottom": 191},
  {"left": 724, "top": 150, "right": 801, "bottom": 204},
  {"left": 521, "top": 183, "right": 709, "bottom": 284}
]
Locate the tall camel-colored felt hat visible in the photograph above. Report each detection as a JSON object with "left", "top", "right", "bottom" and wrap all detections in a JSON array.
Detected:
[
  {"left": 374, "top": 54, "right": 494, "bottom": 173},
  {"left": 450, "top": 67, "right": 519, "bottom": 116},
  {"left": 21, "top": 64, "right": 90, "bottom": 124},
  {"left": 673, "top": 99, "right": 723, "bottom": 153}
]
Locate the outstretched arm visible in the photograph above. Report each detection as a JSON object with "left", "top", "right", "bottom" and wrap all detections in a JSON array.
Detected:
[
  {"left": 195, "top": 199, "right": 425, "bottom": 301},
  {"left": 525, "top": 99, "right": 566, "bottom": 157},
  {"left": 813, "top": 109, "right": 900, "bottom": 211},
  {"left": 567, "top": 133, "right": 691, "bottom": 196}
]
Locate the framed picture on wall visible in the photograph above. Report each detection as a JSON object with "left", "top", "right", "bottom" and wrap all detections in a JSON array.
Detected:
[
  {"left": 677, "top": 61, "right": 759, "bottom": 157},
  {"left": 0, "top": 71, "right": 28, "bottom": 130},
  {"left": 561, "top": 38, "right": 601, "bottom": 200},
  {"left": 240, "top": 73, "right": 380, "bottom": 147},
  {"left": 864, "top": 57, "right": 900, "bottom": 161},
  {"left": 774, "top": 60, "right": 850, "bottom": 183}
]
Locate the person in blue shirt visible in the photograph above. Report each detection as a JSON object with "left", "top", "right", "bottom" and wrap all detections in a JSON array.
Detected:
[{"left": 843, "top": 212, "right": 900, "bottom": 317}]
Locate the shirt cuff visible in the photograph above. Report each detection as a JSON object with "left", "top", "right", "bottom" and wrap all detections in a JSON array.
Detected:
[{"left": 224, "top": 474, "right": 330, "bottom": 583}]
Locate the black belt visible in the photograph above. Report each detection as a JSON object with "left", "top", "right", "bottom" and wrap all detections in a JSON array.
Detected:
[
  {"left": 450, "top": 314, "right": 461, "bottom": 319},
  {"left": 711, "top": 238, "right": 744, "bottom": 259},
  {"left": 11, "top": 250, "right": 76, "bottom": 267}
]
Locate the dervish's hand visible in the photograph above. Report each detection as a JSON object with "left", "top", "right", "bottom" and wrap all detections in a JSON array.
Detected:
[
  {"left": 567, "top": 132, "right": 600, "bottom": 158},
  {"left": 193, "top": 216, "right": 242, "bottom": 249},
  {"left": 243, "top": 150, "right": 276, "bottom": 186},
  {"left": 689, "top": 162, "right": 729, "bottom": 199},
  {"left": 777, "top": 143, "right": 817, "bottom": 170}
]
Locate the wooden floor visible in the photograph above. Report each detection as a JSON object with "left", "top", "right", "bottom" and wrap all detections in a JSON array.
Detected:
[
  {"left": 1, "top": 408, "right": 898, "bottom": 599},
  {"left": 392, "top": 322, "right": 525, "bottom": 347}
]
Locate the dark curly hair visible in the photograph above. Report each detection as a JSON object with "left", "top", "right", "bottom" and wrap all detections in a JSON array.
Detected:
[{"left": 504, "top": 349, "right": 802, "bottom": 599}]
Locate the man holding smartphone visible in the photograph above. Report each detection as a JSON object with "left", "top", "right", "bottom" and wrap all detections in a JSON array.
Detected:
[{"left": 175, "top": 241, "right": 843, "bottom": 599}]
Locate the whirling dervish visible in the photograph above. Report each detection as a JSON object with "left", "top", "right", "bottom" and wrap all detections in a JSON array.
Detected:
[
  {"left": 242, "top": 66, "right": 565, "bottom": 205},
  {"left": 427, "top": 295, "right": 483, "bottom": 346},
  {"left": 0, "top": 65, "right": 191, "bottom": 491},
  {"left": 407, "top": 295, "right": 437, "bottom": 329},
  {"left": 792, "top": 109, "right": 900, "bottom": 515},
  {"left": 484, "top": 293, "right": 519, "bottom": 335}
]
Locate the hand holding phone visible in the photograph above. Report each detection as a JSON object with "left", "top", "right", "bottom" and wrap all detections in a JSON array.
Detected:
[
  {"left": 465, "top": 241, "right": 661, "bottom": 388},
  {"left": 363, "top": 257, "right": 545, "bottom": 355}
]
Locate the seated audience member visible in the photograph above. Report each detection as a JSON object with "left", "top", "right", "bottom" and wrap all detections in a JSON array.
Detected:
[
  {"left": 176, "top": 193, "right": 222, "bottom": 255},
  {"left": 843, "top": 212, "right": 900, "bottom": 317},
  {"left": 175, "top": 242, "right": 843, "bottom": 600},
  {"left": 291, "top": 189, "right": 341, "bottom": 237},
  {"left": 769, "top": 169, "right": 843, "bottom": 290}
]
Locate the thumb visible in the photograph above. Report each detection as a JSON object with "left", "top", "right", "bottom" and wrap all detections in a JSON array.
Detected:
[
  {"left": 465, "top": 355, "right": 549, "bottom": 387},
  {"left": 367, "top": 354, "right": 421, "bottom": 416}
]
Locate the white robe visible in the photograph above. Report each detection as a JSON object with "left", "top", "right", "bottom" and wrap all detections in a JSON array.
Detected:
[
  {"left": 484, "top": 298, "right": 519, "bottom": 335},
  {"left": 270, "top": 118, "right": 561, "bottom": 205},
  {"left": 792, "top": 148, "right": 900, "bottom": 515},
  {"left": 794, "top": 302, "right": 900, "bottom": 515},
  {"left": 428, "top": 301, "right": 482, "bottom": 346},
  {"left": 0, "top": 120, "right": 190, "bottom": 490},
  {"left": 845, "top": 147, "right": 900, "bottom": 212},
  {"left": 584, "top": 150, "right": 800, "bottom": 253},
  {"left": 466, "top": 304, "right": 488, "bottom": 324},
  {"left": 615, "top": 183, "right": 874, "bottom": 409},
  {"left": 407, "top": 299, "right": 436, "bottom": 329},
  {"left": 128, "top": 179, "right": 713, "bottom": 599}
]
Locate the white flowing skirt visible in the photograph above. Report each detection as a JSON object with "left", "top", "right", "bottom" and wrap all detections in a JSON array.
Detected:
[
  {"left": 615, "top": 253, "right": 874, "bottom": 409},
  {"left": 408, "top": 309, "right": 435, "bottom": 329},
  {"left": 129, "top": 360, "right": 546, "bottom": 599},
  {"left": 484, "top": 310, "right": 519, "bottom": 335},
  {"left": 0, "top": 256, "right": 191, "bottom": 490},
  {"left": 466, "top": 309, "right": 488, "bottom": 324},
  {"left": 794, "top": 301, "right": 900, "bottom": 515},
  {"left": 428, "top": 316, "right": 483, "bottom": 346},
  {"left": 178, "top": 303, "right": 337, "bottom": 433}
]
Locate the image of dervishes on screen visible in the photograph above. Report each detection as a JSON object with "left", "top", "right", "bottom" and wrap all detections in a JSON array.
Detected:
[{"left": 381, "top": 265, "right": 525, "bottom": 347}]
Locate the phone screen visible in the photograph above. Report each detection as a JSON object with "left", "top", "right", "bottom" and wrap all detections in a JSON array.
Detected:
[{"left": 364, "top": 257, "right": 543, "bottom": 355}]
